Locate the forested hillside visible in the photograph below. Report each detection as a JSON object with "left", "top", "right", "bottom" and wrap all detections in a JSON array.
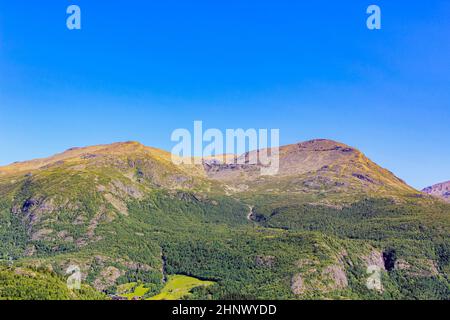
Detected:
[{"left": 0, "top": 140, "right": 448, "bottom": 300}]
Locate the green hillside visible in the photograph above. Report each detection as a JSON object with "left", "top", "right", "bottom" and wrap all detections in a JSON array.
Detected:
[
  {"left": 0, "top": 140, "right": 448, "bottom": 300},
  {"left": 0, "top": 266, "right": 106, "bottom": 300}
]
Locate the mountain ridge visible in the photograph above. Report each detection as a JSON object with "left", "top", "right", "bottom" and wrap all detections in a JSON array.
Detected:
[
  {"left": 0, "top": 139, "right": 418, "bottom": 196},
  {"left": 423, "top": 181, "right": 450, "bottom": 203},
  {"left": 0, "top": 139, "right": 449, "bottom": 300}
]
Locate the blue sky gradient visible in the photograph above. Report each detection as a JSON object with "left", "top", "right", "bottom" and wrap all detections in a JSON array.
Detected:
[{"left": 0, "top": 1, "right": 449, "bottom": 189}]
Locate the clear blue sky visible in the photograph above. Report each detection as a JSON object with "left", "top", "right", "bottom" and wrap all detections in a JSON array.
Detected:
[{"left": 0, "top": 1, "right": 449, "bottom": 189}]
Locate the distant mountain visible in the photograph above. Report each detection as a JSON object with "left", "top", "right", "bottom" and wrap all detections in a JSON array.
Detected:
[
  {"left": 0, "top": 141, "right": 209, "bottom": 190},
  {"left": 205, "top": 139, "right": 416, "bottom": 198},
  {"left": 423, "top": 181, "right": 450, "bottom": 203},
  {"left": 0, "top": 139, "right": 419, "bottom": 202},
  {"left": 0, "top": 140, "right": 449, "bottom": 300}
]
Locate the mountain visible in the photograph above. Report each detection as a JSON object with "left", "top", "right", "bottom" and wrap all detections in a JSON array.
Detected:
[
  {"left": 0, "top": 140, "right": 449, "bottom": 300},
  {"left": 1, "top": 139, "right": 417, "bottom": 197},
  {"left": 0, "top": 141, "right": 209, "bottom": 190},
  {"left": 205, "top": 139, "right": 416, "bottom": 198},
  {"left": 423, "top": 181, "right": 450, "bottom": 203}
]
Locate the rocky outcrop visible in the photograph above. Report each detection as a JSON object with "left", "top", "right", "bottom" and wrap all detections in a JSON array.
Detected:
[
  {"left": 322, "top": 265, "right": 348, "bottom": 290},
  {"left": 290, "top": 274, "right": 305, "bottom": 295},
  {"left": 291, "top": 254, "right": 349, "bottom": 296},
  {"left": 363, "top": 249, "right": 386, "bottom": 271},
  {"left": 394, "top": 258, "right": 439, "bottom": 277},
  {"left": 255, "top": 255, "right": 276, "bottom": 268},
  {"left": 93, "top": 266, "right": 123, "bottom": 291}
]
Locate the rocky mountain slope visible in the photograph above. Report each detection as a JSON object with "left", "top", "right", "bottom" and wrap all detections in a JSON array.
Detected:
[
  {"left": 204, "top": 139, "right": 417, "bottom": 198},
  {"left": 423, "top": 181, "right": 450, "bottom": 203},
  {"left": 0, "top": 140, "right": 449, "bottom": 300}
]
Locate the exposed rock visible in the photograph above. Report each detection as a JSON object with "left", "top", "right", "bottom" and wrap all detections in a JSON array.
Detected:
[
  {"left": 73, "top": 215, "right": 86, "bottom": 225},
  {"left": 24, "top": 245, "right": 36, "bottom": 257},
  {"left": 34, "top": 198, "right": 56, "bottom": 215},
  {"left": 352, "top": 173, "right": 374, "bottom": 184},
  {"left": 292, "top": 259, "right": 348, "bottom": 294},
  {"left": 337, "top": 249, "right": 353, "bottom": 267},
  {"left": 422, "top": 181, "right": 450, "bottom": 203},
  {"left": 363, "top": 249, "right": 386, "bottom": 271},
  {"left": 75, "top": 238, "right": 88, "bottom": 248},
  {"left": 80, "top": 153, "right": 98, "bottom": 160},
  {"left": 295, "top": 258, "right": 316, "bottom": 269},
  {"left": 93, "top": 266, "right": 123, "bottom": 291},
  {"left": 57, "top": 230, "right": 69, "bottom": 239},
  {"left": 394, "top": 258, "right": 438, "bottom": 277},
  {"left": 121, "top": 261, "right": 152, "bottom": 271},
  {"left": 291, "top": 274, "right": 305, "bottom": 295},
  {"left": 321, "top": 265, "right": 348, "bottom": 290},
  {"left": 22, "top": 198, "right": 39, "bottom": 213},
  {"left": 104, "top": 193, "right": 128, "bottom": 216},
  {"left": 421, "top": 259, "right": 439, "bottom": 276},
  {"left": 31, "top": 228, "right": 53, "bottom": 241},
  {"left": 111, "top": 179, "right": 143, "bottom": 199},
  {"left": 14, "top": 268, "right": 37, "bottom": 278},
  {"left": 87, "top": 210, "right": 105, "bottom": 238},
  {"left": 410, "top": 259, "right": 439, "bottom": 277},
  {"left": 394, "top": 259, "right": 411, "bottom": 270},
  {"left": 203, "top": 139, "right": 414, "bottom": 196},
  {"left": 255, "top": 255, "right": 276, "bottom": 268}
]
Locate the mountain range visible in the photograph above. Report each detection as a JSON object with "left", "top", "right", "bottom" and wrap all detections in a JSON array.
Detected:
[
  {"left": 423, "top": 181, "right": 450, "bottom": 203},
  {"left": 0, "top": 139, "right": 449, "bottom": 300}
]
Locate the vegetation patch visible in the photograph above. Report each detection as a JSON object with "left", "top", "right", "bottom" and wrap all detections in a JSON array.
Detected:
[
  {"left": 148, "top": 275, "right": 214, "bottom": 300},
  {"left": 119, "top": 283, "right": 150, "bottom": 300}
]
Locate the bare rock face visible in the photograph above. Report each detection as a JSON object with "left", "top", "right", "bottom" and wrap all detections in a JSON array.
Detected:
[
  {"left": 291, "top": 274, "right": 305, "bottom": 295},
  {"left": 395, "top": 259, "right": 439, "bottom": 277},
  {"left": 203, "top": 139, "right": 415, "bottom": 195},
  {"left": 93, "top": 266, "right": 123, "bottom": 291},
  {"left": 363, "top": 249, "right": 386, "bottom": 271},
  {"left": 31, "top": 228, "right": 54, "bottom": 241},
  {"left": 322, "top": 265, "right": 348, "bottom": 290},
  {"left": 394, "top": 259, "right": 411, "bottom": 270},
  {"left": 291, "top": 261, "right": 348, "bottom": 295},
  {"left": 422, "top": 181, "right": 450, "bottom": 202},
  {"left": 24, "top": 245, "right": 37, "bottom": 257}
]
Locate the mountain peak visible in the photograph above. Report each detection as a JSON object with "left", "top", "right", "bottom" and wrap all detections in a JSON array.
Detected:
[
  {"left": 0, "top": 141, "right": 168, "bottom": 175},
  {"left": 296, "top": 138, "right": 354, "bottom": 148},
  {"left": 202, "top": 138, "right": 415, "bottom": 195},
  {"left": 64, "top": 141, "right": 143, "bottom": 152},
  {"left": 0, "top": 139, "right": 416, "bottom": 196},
  {"left": 281, "top": 139, "right": 359, "bottom": 154},
  {"left": 422, "top": 181, "right": 450, "bottom": 203}
]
